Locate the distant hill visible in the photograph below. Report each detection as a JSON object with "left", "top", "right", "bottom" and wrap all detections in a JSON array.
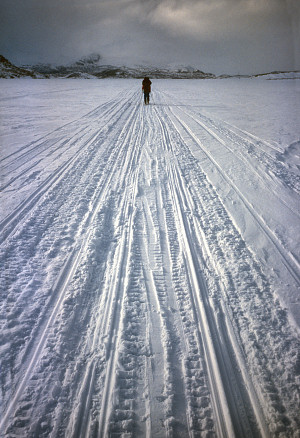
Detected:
[
  {"left": 1, "top": 54, "right": 299, "bottom": 80},
  {"left": 0, "top": 55, "right": 36, "bottom": 78},
  {"left": 219, "top": 71, "right": 300, "bottom": 80},
  {"left": 253, "top": 71, "right": 300, "bottom": 80},
  {"left": 22, "top": 54, "right": 217, "bottom": 79}
]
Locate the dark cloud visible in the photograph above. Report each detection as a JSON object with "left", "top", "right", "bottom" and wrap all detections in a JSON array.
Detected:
[{"left": 0, "top": 0, "right": 299, "bottom": 74}]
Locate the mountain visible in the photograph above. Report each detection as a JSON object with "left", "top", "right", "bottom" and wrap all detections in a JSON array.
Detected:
[
  {"left": 253, "top": 71, "right": 300, "bottom": 80},
  {"left": 1, "top": 54, "right": 299, "bottom": 80},
  {"left": 218, "top": 71, "right": 300, "bottom": 80},
  {"left": 0, "top": 55, "right": 36, "bottom": 78},
  {"left": 22, "top": 54, "right": 217, "bottom": 79}
]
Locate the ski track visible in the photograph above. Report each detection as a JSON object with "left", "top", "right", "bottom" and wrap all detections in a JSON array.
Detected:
[
  {"left": 163, "top": 98, "right": 300, "bottom": 284},
  {"left": 1, "top": 87, "right": 300, "bottom": 438}
]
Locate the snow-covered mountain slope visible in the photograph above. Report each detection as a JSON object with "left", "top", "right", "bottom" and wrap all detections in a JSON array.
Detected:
[
  {"left": 2, "top": 53, "right": 299, "bottom": 79},
  {"left": 0, "top": 79, "right": 299, "bottom": 437},
  {"left": 254, "top": 71, "right": 300, "bottom": 80},
  {"left": 0, "top": 55, "right": 36, "bottom": 78},
  {"left": 26, "top": 56, "right": 216, "bottom": 79},
  {"left": 19, "top": 53, "right": 215, "bottom": 79}
]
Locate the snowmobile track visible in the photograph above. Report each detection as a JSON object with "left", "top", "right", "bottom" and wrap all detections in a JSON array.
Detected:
[
  {"left": 164, "top": 100, "right": 300, "bottom": 286},
  {"left": 154, "top": 104, "right": 268, "bottom": 438},
  {"left": 1, "top": 87, "right": 299, "bottom": 438}
]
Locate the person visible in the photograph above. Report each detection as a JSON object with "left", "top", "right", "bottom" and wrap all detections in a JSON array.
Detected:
[{"left": 142, "top": 77, "right": 152, "bottom": 105}]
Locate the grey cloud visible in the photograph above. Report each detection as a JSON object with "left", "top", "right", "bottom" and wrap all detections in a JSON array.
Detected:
[
  {"left": 147, "top": 0, "right": 291, "bottom": 39},
  {"left": 0, "top": 0, "right": 298, "bottom": 74}
]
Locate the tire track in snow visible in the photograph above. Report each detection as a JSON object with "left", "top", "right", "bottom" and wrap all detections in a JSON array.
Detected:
[
  {"left": 166, "top": 161, "right": 265, "bottom": 438},
  {"left": 0, "top": 90, "right": 136, "bottom": 241},
  {"left": 0, "top": 91, "right": 131, "bottom": 203},
  {"left": 98, "top": 101, "right": 200, "bottom": 437},
  {"left": 96, "top": 138, "right": 144, "bottom": 438},
  {"left": 0, "top": 88, "right": 135, "bottom": 168},
  {"left": 135, "top": 104, "right": 219, "bottom": 437},
  {"left": 165, "top": 101, "right": 300, "bottom": 286},
  {"left": 0, "top": 96, "right": 139, "bottom": 332},
  {"left": 152, "top": 108, "right": 219, "bottom": 437},
  {"left": 0, "top": 91, "right": 142, "bottom": 435},
  {"left": 95, "top": 111, "right": 176, "bottom": 437},
  {"left": 58, "top": 100, "right": 143, "bottom": 437},
  {"left": 2, "top": 88, "right": 300, "bottom": 438},
  {"left": 65, "top": 97, "right": 146, "bottom": 438},
  {"left": 0, "top": 138, "right": 93, "bottom": 244},
  {"left": 154, "top": 93, "right": 300, "bottom": 437},
  {"left": 154, "top": 107, "right": 239, "bottom": 437},
  {"left": 138, "top": 153, "right": 189, "bottom": 436},
  {"left": 172, "top": 104, "right": 300, "bottom": 218},
  {"left": 0, "top": 244, "right": 83, "bottom": 433}
]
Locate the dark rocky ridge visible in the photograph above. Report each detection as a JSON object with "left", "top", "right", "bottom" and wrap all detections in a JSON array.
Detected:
[{"left": 0, "top": 55, "right": 36, "bottom": 78}]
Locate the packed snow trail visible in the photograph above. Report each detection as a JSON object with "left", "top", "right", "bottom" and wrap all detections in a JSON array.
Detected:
[{"left": 0, "top": 84, "right": 300, "bottom": 438}]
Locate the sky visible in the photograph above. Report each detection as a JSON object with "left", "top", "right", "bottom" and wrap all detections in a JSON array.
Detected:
[{"left": 0, "top": 0, "right": 300, "bottom": 75}]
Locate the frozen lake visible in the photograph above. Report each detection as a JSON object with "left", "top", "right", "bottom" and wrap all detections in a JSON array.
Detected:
[{"left": 0, "top": 78, "right": 300, "bottom": 437}]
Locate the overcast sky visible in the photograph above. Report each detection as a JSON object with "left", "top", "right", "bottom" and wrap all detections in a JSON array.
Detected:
[{"left": 1, "top": 0, "right": 299, "bottom": 74}]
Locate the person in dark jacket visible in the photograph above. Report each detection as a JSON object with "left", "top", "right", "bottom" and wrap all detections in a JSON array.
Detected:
[{"left": 142, "top": 77, "right": 152, "bottom": 105}]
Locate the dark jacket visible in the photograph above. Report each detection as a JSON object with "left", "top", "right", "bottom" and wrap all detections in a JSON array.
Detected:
[{"left": 142, "top": 77, "right": 152, "bottom": 93}]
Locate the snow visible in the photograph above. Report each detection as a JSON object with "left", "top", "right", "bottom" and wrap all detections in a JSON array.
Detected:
[
  {"left": 0, "top": 78, "right": 300, "bottom": 437},
  {"left": 254, "top": 72, "right": 300, "bottom": 80}
]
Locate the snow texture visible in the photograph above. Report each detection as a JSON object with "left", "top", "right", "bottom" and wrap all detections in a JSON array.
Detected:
[{"left": 0, "top": 78, "right": 300, "bottom": 438}]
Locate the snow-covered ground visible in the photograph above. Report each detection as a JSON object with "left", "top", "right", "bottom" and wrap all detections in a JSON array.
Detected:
[{"left": 0, "top": 78, "right": 299, "bottom": 437}]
